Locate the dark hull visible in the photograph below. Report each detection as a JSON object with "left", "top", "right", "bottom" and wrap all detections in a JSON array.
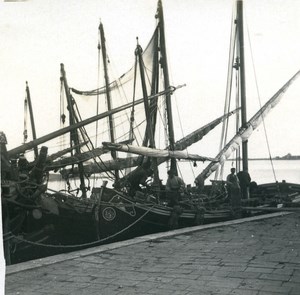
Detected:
[
  {"left": 4, "top": 186, "right": 232, "bottom": 264},
  {"left": 4, "top": 181, "right": 300, "bottom": 264}
]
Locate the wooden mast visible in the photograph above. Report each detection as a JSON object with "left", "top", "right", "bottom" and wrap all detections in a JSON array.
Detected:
[
  {"left": 135, "top": 42, "right": 160, "bottom": 186},
  {"left": 60, "top": 63, "right": 87, "bottom": 198},
  {"left": 236, "top": 0, "right": 248, "bottom": 171},
  {"left": 157, "top": 0, "right": 177, "bottom": 174},
  {"left": 25, "top": 82, "right": 38, "bottom": 159},
  {"left": 149, "top": 27, "right": 160, "bottom": 139},
  {"left": 99, "top": 22, "right": 119, "bottom": 180}
]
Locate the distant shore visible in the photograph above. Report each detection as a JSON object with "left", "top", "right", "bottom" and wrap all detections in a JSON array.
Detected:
[
  {"left": 249, "top": 154, "right": 300, "bottom": 161},
  {"left": 250, "top": 158, "right": 300, "bottom": 161}
]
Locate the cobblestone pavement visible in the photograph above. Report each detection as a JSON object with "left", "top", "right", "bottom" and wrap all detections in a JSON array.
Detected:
[{"left": 5, "top": 213, "right": 300, "bottom": 295}]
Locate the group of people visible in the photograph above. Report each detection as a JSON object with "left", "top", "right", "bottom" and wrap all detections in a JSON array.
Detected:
[
  {"left": 226, "top": 167, "right": 251, "bottom": 209},
  {"left": 119, "top": 162, "right": 186, "bottom": 206},
  {"left": 121, "top": 159, "right": 251, "bottom": 208}
]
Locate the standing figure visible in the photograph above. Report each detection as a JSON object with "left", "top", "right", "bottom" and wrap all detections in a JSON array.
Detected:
[
  {"left": 237, "top": 169, "right": 251, "bottom": 199},
  {"left": 194, "top": 174, "right": 205, "bottom": 194},
  {"left": 166, "top": 170, "right": 185, "bottom": 207},
  {"left": 226, "top": 168, "right": 241, "bottom": 210}
]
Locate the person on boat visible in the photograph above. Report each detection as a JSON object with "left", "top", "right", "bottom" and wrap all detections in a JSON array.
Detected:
[
  {"left": 226, "top": 168, "right": 241, "bottom": 210},
  {"left": 126, "top": 161, "right": 153, "bottom": 196},
  {"left": 166, "top": 170, "right": 185, "bottom": 207},
  {"left": 194, "top": 174, "right": 205, "bottom": 194},
  {"left": 278, "top": 180, "right": 290, "bottom": 199},
  {"left": 237, "top": 169, "right": 251, "bottom": 199}
]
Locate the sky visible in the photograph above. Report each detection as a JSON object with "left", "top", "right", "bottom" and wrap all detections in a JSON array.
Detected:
[{"left": 1, "top": 0, "right": 300, "bottom": 160}]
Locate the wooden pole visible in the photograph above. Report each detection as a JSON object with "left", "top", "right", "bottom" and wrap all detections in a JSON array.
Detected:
[
  {"left": 157, "top": 0, "right": 177, "bottom": 174},
  {"left": 26, "top": 82, "right": 39, "bottom": 159},
  {"left": 60, "top": 64, "right": 87, "bottom": 198},
  {"left": 99, "top": 22, "right": 119, "bottom": 180},
  {"left": 236, "top": 0, "right": 248, "bottom": 172}
]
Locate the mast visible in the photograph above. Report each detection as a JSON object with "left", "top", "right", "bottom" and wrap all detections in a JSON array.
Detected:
[
  {"left": 136, "top": 42, "right": 160, "bottom": 186},
  {"left": 60, "top": 63, "right": 87, "bottom": 198},
  {"left": 24, "top": 81, "right": 39, "bottom": 159},
  {"left": 99, "top": 22, "right": 119, "bottom": 180},
  {"left": 236, "top": 0, "right": 248, "bottom": 171},
  {"left": 25, "top": 82, "right": 39, "bottom": 159},
  {"left": 157, "top": 0, "right": 177, "bottom": 173}
]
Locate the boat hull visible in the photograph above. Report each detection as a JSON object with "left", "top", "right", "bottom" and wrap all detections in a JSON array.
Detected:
[{"left": 4, "top": 181, "right": 300, "bottom": 264}]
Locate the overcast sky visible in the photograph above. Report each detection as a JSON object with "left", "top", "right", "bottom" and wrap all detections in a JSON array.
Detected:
[{"left": 1, "top": 0, "right": 300, "bottom": 160}]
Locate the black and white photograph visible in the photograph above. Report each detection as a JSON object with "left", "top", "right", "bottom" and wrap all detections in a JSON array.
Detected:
[{"left": 1, "top": 0, "right": 300, "bottom": 294}]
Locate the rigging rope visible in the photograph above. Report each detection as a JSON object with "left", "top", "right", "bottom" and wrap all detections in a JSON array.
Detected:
[
  {"left": 215, "top": 6, "right": 237, "bottom": 181},
  {"left": 125, "top": 55, "right": 139, "bottom": 175},
  {"left": 245, "top": 13, "right": 277, "bottom": 182}
]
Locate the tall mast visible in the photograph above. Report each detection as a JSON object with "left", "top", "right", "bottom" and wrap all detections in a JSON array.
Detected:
[
  {"left": 60, "top": 63, "right": 87, "bottom": 198},
  {"left": 149, "top": 27, "right": 160, "bottom": 137},
  {"left": 157, "top": 0, "right": 177, "bottom": 173},
  {"left": 236, "top": 0, "right": 248, "bottom": 171},
  {"left": 136, "top": 42, "right": 159, "bottom": 186},
  {"left": 25, "top": 82, "right": 38, "bottom": 159},
  {"left": 99, "top": 22, "right": 119, "bottom": 180}
]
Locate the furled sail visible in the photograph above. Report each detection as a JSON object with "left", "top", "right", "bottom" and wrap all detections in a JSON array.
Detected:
[
  {"left": 46, "top": 146, "right": 108, "bottom": 171},
  {"left": 60, "top": 110, "right": 236, "bottom": 177},
  {"left": 174, "top": 109, "right": 239, "bottom": 150},
  {"left": 102, "top": 142, "right": 216, "bottom": 162},
  {"left": 198, "top": 70, "right": 300, "bottom": 180},
  {"left": 46, "top": 142, "right": 88, "bottom": 162},
  {"left": 59, "top": 156, "right": 142, "bottom": 179}
]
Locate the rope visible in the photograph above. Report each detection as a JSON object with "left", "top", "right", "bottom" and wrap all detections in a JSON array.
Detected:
[
  {"left": 8, "top": 203, "right": 156, "bottom": 249},
  {"left": 245, "top": 13, "right": 277, "bottom": 182},
  {"left": 215, "top": 6, "right": 237, "bottom": 181},
  {"left": 125, "top": 56, "right": 138, "bottom": 175},
  {"left": 68, "top": 95, "right": 117, "bottom": 182}
]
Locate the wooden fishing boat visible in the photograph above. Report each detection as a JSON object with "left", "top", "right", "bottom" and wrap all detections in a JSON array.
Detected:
[{"left": 2, "top": 0, "right": 300, "bottom": 265}]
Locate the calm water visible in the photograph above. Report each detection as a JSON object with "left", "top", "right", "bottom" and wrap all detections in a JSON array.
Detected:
[
  {"left": 48, "top": 160, "right": 300, "bottom": 194},
  {"left": 168, "top": 159, "right": 300, "bottom": 186},
  {"left": 245, "top": 160, "right": 300, "bottom": 184}
]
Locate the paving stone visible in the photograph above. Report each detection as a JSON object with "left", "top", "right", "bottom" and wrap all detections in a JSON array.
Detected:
[
  {"left": 5, "top": 213, "right": 300, "bottom": 295},
  {"left": 259, "top": 273, "right": 291, "bottom": 281},
  {"left": 227, "top": 271, "right": 260, "bottom": 279},
  {"left": 245, "top": 267, "right": 274, "bottom": 274},
  {"left": 260, "top": 284, "right": 292, "bottom": 293}
]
